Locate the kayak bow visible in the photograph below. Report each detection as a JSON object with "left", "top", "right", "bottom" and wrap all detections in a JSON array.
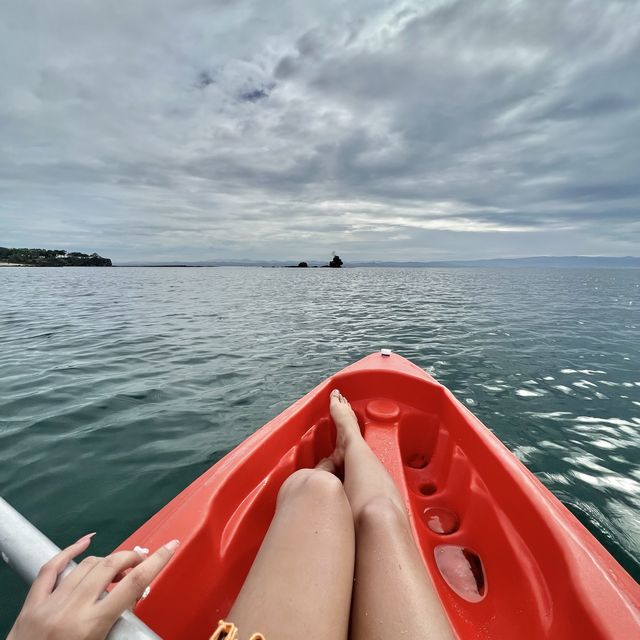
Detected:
[{"left": 116, "top": 351, "right": 640, "bottom": 639}]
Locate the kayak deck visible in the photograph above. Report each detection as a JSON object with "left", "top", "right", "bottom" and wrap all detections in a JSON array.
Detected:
[{"left": 116, "top": 352, "right": 640, "bottom": 639}]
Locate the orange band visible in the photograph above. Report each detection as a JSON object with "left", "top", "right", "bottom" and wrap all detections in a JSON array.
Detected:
[{"left": 209, "top": 619, "right": 265, "bottom": 640}]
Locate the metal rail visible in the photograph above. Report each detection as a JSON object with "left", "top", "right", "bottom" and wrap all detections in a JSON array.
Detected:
[{"left": 0, "top": 497, "right": 161, "bottom": 639}]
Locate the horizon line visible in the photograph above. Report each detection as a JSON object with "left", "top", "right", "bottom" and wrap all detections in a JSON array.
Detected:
[{"left": 114, "top": 255, "right": 640, "bottom": 266}]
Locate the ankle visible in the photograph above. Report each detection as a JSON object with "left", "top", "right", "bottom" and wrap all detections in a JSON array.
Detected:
[{"left": 343, "top": 428, "right": 365, "bottom": 450}]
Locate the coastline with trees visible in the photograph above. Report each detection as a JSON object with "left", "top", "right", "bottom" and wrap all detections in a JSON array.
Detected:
[{"left": 0, "top": 248, "right": 112, "bottom": 267}]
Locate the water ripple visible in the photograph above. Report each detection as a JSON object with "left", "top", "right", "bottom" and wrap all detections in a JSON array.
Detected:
[{"left": 0, "top": 266, "right": 639, "bottom": 632}]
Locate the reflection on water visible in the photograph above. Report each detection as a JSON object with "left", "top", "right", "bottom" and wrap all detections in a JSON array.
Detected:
[{"left": 0, "top": 266, "right": 638, "bottom": 630}]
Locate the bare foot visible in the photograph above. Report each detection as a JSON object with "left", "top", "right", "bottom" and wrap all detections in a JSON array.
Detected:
[{"left": 329, "top": 389, "right": 361, "bottom": 468}]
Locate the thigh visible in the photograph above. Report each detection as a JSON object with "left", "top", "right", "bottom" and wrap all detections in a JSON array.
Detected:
[
  {"left": 351, "top": 497, "right": 454, "bottom": 640},
  {"left": 228, "top": 469, "right": 355, "bottom": 640}
]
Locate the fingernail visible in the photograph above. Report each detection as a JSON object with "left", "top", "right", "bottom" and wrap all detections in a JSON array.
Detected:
[
  {"left": 76, "top": 532, "right": 97, "bottom": 544},
  {"left": 163, "top": 539, "right": 180, "bottom": 553}
]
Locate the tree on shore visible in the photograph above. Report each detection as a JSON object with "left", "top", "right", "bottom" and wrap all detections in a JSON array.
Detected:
[{"left": 0, "top": 247, "right": 112, "bottom": 266}]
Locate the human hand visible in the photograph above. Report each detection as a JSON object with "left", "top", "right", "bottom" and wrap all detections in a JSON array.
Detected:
[{"left": 8, "top": 533, "right": 178, "bottom": 640}]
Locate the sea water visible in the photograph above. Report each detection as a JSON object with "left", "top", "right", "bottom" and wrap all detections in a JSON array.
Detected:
[{"left": 1, "top": 266, "right": 638, "bottom": 632}]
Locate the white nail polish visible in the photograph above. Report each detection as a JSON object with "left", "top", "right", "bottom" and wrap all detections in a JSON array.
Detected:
[
  {"left": 163, "top": 539, "right": 180, "bottom": 552},
  {"left": 133, "top": 545, "right": 149, "bottom": 555}
]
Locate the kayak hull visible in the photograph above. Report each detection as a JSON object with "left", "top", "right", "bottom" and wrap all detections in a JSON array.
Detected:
[{"left": 116, "top": 352, "right": 640, "bottom": 639}]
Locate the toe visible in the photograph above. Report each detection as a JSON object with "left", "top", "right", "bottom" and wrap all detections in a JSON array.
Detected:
[{"left": 330, "top": 388, "right": 340, "bottom": 399}]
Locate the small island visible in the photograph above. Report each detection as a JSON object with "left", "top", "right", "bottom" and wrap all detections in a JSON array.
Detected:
[
  {"left": 287, "top": 254, "right": 344, "bottom": 268},
  {"left": 329, "top": 254, "right": 343, "bottom": 268},
  {"left": 0, "top": 247, "right": 112, "bottom": 267}
]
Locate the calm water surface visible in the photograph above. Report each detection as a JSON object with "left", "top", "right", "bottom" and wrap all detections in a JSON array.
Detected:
[{"left": 1, "top": 267, "right": 639, "bottom": 632}]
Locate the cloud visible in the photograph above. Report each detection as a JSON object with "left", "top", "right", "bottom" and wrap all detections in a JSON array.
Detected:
[
  {"left": 239, "top": 86, "right": 273, "bottom": 103},
  {"left": 0, "top": 0, "right": 639, "bottom": 261}
]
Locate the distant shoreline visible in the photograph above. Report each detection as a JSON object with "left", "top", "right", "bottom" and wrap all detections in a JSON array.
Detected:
[
  {"left": 3, "top": 255, "right": 639, "bottom": 269},
  {"left": 114, "top": 256, "right": 640, "bottom": 269},
  {"left": 0, "top": 247, "right": 112, "bottom": 267}
]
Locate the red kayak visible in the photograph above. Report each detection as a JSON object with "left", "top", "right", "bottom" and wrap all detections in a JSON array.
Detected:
[{"left": 116, "top": 351, "right": 640, "bottom": 638}]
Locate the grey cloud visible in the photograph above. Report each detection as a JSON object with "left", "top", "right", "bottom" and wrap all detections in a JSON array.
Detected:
[
  {"left": 196, "top": 71, "right": 215, "bottom": 89},
  {"left": 535, "top": 94, "right": 636, "bottom": 122},
  {"left": 274, "top": 56, "right": 298, "bottom": 79},
  {"left": 240, "top": 83, "right": 275, "bottom": 102},
  {"left": 0, "top": 0, "right": 639, "bottom": 262}
]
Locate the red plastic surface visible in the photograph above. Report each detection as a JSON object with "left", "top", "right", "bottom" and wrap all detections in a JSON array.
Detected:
[{"left": 115, "top": 352, "right": 640, "bottom": 639}]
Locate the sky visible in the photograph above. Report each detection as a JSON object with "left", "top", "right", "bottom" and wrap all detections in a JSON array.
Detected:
[{"left": 1, "top": 0, "right": 639, "bottom": 263}]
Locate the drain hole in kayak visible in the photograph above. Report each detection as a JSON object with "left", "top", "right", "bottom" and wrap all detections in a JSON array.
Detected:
[
  {"left": 418, "top": 482, "right": 436, "bottom": 496},
  {"left": 424, "top": 508, "right": 458, "bottom": 534},
  {"left": 406, "top": 453, "right": 429, "bottom": 469},
  {"left": 434, "top": 545, "right": 486, "bottom": 603}
]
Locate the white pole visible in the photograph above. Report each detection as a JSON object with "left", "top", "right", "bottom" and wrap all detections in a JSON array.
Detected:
[{"left": 0, "top": 497, "right": 161, "bottom": 639}]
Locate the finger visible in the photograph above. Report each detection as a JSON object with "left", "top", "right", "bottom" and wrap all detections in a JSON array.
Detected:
[
  {"left": 110, "top": 567, "right": 133, "bottom": 583},
  {"left": 109, "top": 547, "right": 149, "bottom": 583},
  {"left": 54, "top": 555, "right": 102, "bottom": 597},
  {"left": 25, "top": 533, "right": 96, "bottom": 606},
  {"left": 73, "top": 550, "right": 147, "bottom": 601},
  {"left": 100, "top": 540, "right": 179, "bottom": 616}
]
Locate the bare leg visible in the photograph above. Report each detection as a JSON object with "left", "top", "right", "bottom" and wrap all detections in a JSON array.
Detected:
[
  {"left": 329, "top": 389, "right": 455, "bottom": 640},
  {"left": 228, "top": 467, "right": 354, "bottom": 640}
]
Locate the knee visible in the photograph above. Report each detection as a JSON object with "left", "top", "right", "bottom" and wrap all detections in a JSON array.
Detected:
[
  {"left": 356, "top": 496, "right": 408, "bottom": 533},
  {"left": 278, "top": 468, "right": 345, "bottom": 507}
]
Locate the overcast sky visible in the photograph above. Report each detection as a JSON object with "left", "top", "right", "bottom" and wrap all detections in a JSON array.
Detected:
[{"left": 1, "top": 0, "right": 639, "bottom": 262}]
